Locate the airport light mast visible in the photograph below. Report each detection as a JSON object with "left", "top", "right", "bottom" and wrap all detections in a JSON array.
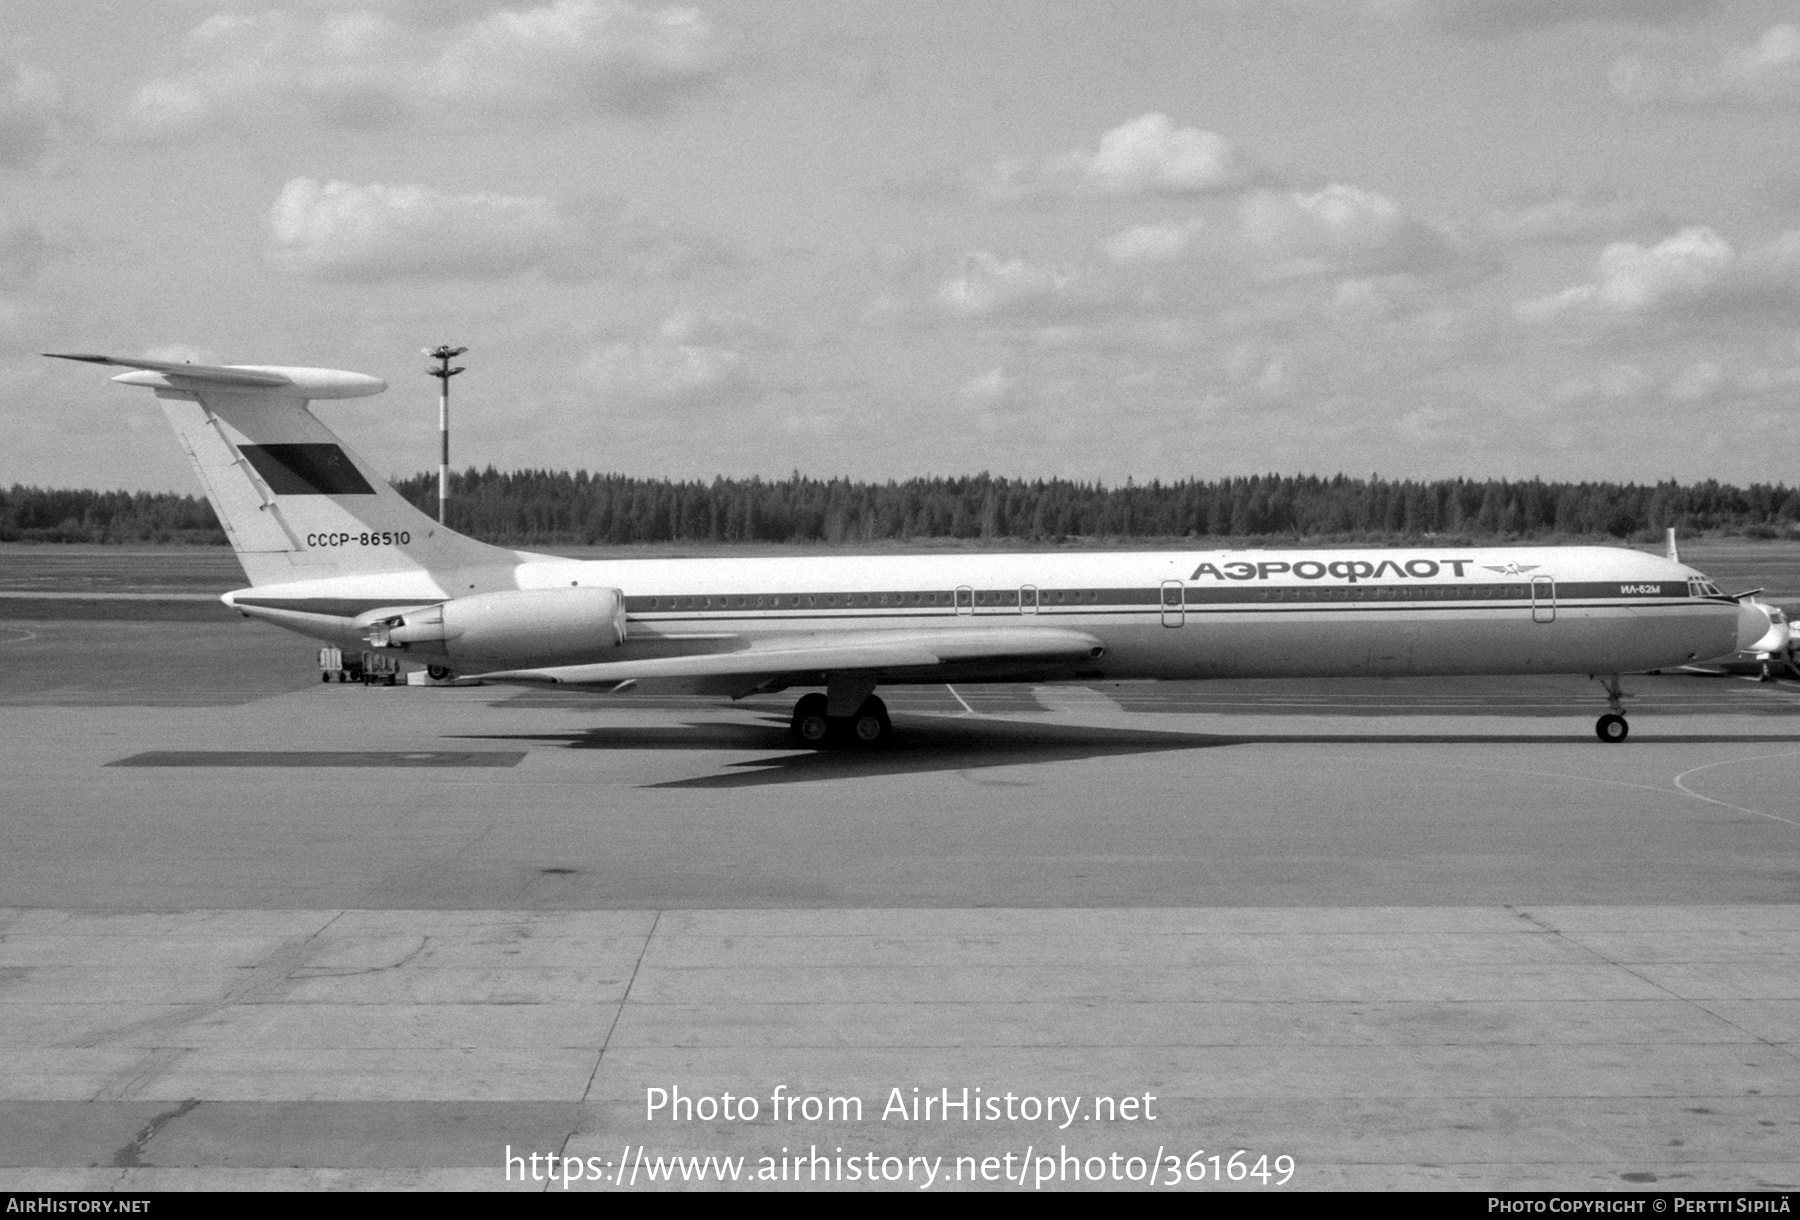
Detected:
[{"left": 424, "top": 345, "right": 467, "bottom": 525}]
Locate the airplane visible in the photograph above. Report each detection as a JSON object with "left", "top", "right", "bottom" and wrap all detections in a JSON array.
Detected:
[
  {"left": 47, "top": 353, "right": 1772, "bottom": 747},
  {"left": 1664, "top": 529, "right": 1798, "bottom": 682},
  {"left": 1686, "top": 601, "right": 1796, "bottom": 681}
]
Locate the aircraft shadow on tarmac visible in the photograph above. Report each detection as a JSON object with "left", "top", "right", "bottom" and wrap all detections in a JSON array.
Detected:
[{"left": 453, "top": 715, "right": 1800, "bottom": 790}]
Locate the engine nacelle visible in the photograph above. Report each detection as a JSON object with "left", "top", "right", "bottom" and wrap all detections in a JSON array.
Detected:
[
  {"left": 1737, "top": 600, "right": 1789, "bottom": 657},
  {"left": 365, "top": 586, "right": 627, "bottom": 668}
]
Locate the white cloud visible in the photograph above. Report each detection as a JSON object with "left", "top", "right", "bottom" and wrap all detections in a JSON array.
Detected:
[
  {"left": 578, "top": 310, "right": 751, "bottom": 405},
  {"left": 0, "top": 60, "right": 73, "bottom": 169},
  {"left": 1551, "top": 357, "right": 1800, "bottom": 408},
  {"left": 1518, "top": 227, "right": 1800, "bottom": 322},
  {"left": 1103, "top": 218, "right": 1206, "bottom": 265},
  {"left": 0, "top": 209, "right": 49, "bottom": 350},
  {"left": 1220, "top": 343, "right": 1295, "bottom": 398},
  {"left": 1236, "top": 185, "right": 1462, "bottom": 279},
  {"left": 0, "top": 209, "right": 49, "bottom": 290},
  {"left": 1549, "top": 364, "right": 1652, "bottom": 405},
  {"left": 264, "top": 177, "right": 726, "bottom": 282},
  {"left": 1378, "top": 0, "right": 1715, "bottom": 38},
  {"left": 973, "top": 114, "right": 1256, "bottom": 202},
  {"left": 1666, "top": 360, "right": 1724, "bottom": 401},
  {"left": 957, "top": 367, "right": 1022, "bottom": 408},
  {"left": 935, "top": 252, "right": 1090, "bottom": 320},
  {"left": 1095, "top": 185, "right": 1473, "bottom": 288},
  {"left": 651, "top": 307, "right": 779, "bottom": 349},
  {"left": 1612, "top": 23, "right": 1800, "bottom": 109},
  {"left": 1478, "top": 190, "right": 1670, "bottom": 246},
  {"left": 162, "top": 0, "right": 521, "bottom": 21},
  {"left": 1734, "top": 365, "right": 1800, "bottom": 395},
  {"left": 130, "top": 0, "right": 726, "bottom": 137}
]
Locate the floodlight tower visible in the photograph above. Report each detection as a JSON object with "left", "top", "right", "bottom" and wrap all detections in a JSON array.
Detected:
[{"left": 424, "top": 345, "right": 467, "bottom": 525}]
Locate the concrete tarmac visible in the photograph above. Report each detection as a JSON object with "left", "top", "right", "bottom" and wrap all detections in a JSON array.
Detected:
[{"left": 0, "top": 608, "right": 1796, "bottom": 1191}]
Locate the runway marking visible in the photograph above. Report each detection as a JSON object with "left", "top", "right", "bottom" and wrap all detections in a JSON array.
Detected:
[
  {"left": 943, "top": 684, "right": 977, "bottom": 715},
  {"left": 0, "top": 627, "right": 37, "bottom": 645},
  {"left": 1671, "top": 751, "right": 1800, "bottom": 829},
  {"left": 1334, "top": 756, "right": 1800, "bottom": 831},
  {"left": 106, "top": 750, "right": 527, "bottom": 768}
]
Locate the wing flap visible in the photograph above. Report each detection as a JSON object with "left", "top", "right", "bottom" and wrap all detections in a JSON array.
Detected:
[{"left": 474, "top": 626, "right": 1104, "bottom": 686}]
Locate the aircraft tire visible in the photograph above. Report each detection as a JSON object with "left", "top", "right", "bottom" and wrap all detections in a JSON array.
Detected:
[
  {"left": 790, "top": 694, "right": 831, "bottom": 748},
  {"left": 1595, "top": 713, "right": 1629, "bottom": 743},
  {"left": 849, "top": 696, "right": 891, "bottom": 747},
  {"left": 427, "top": 665, "right": 453, "bottom": 681}
]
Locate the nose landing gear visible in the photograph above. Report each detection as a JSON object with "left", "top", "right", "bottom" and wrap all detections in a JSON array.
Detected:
[
  {"left": 789, "top": 693, "right": 891, "bottom": 748},
  {"left": 1593, "top": 674, "right": 1630, "bottom": 743}
]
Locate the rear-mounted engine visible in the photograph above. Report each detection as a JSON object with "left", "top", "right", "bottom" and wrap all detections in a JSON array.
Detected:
[{"left": 362, "top": 586, "right": 626, "bottom": 668}]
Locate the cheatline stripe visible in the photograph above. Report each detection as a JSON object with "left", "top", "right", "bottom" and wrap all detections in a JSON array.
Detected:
[{"left": 232, "top": 582, "right": 1726, "bottom": 620}]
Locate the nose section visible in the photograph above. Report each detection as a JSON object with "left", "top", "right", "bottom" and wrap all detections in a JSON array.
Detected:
[{"left": 1736, "top": 602, "right": 1784, "bottom": 653}]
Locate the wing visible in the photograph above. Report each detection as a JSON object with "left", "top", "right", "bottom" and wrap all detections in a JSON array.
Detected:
[{"left": 472, "top": 626, "right": 1106, "bottom": 688}]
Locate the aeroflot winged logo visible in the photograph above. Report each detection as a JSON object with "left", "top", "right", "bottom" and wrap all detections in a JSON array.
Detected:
[
  {"left": 1189, "top": 557, "right": 1476, "bottom": 584},
  {"left": 1482, "top": 563, "right": 1540, "bottom": 577}
]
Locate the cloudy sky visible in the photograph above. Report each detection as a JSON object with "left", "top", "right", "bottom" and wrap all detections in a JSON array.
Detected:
[{"left": 3, "top": 0, "right": 1798, "bottom": 492}]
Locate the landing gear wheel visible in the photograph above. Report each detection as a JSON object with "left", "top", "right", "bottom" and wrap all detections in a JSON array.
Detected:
[
  {"left": 427, "top": 665, "right": 453, "bottom": 681},
  {"left": 849, "top": 696, "right": 891, "bottom": 747},
  {"left": 790, "top": 693, "right": 831, "bottom": 747},
  {"left": 1595, "top": 713, "right": 1629, "bottom": 743}
]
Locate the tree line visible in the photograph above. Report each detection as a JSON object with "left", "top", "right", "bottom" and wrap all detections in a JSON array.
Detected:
[{"left": 5, "top": 471, "right": 1797, "bottom": 546}]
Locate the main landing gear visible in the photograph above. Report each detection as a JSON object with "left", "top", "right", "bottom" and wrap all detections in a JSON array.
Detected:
[
  {"left": 1593, "top": 674, "right": 1629, "bottom": 743},
  {"left": 789, "top": 692, "right": 892, "bottom": 749}
]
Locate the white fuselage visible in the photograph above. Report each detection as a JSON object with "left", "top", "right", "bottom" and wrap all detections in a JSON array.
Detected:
[{"left": 227, "top": 544, "right": 1750, "bottom": 685}]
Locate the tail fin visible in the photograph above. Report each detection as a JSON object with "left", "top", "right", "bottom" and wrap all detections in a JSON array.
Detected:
[{"left": 47, "top": 353, "right": 517, "bottom": 588}]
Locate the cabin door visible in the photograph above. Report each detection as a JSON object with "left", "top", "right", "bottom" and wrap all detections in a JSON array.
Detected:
[
  {"left": 1160, "top": 580, "right": 1185, "bottom": 627},
  {"left": 1531, "top": 576, "right": 1556, "bottom": 624}
]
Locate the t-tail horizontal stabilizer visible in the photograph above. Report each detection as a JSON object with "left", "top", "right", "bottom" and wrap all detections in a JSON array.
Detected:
[{"left": 44, "top": 353, "right": 387, "bottom": 398}]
